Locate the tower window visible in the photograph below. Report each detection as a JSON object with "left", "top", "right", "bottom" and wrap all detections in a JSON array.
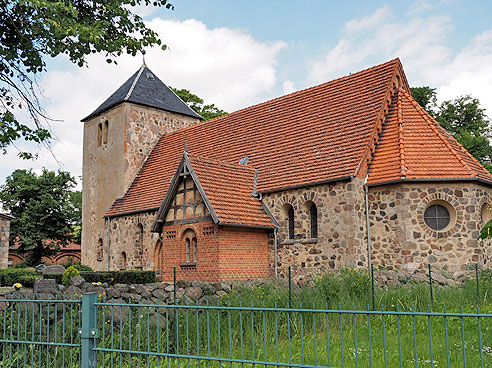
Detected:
[
  {"left": 103, "top": 120, "right": 109, "bottom": 144},
  {"left": 97, "top": 123, "right": 102, "bottom": 147},
  {"left": 97, "top": 238, "right": 103, "bottom": 261},
  {"left": 288, "top": 205, "right": 295, "bottom": 240},
  {"left": 310, "top": 203, "right": 318, "bottom": 239}
]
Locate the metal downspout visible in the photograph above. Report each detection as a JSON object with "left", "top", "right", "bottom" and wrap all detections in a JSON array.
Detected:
[
  {"left": 364, "top": 183, "right": 372, "bottom": 270},
  {"left": 274, "top": 227, "right": 278, "bottom": 277},
  {"left": 106, "top": 217, "right": 111, "bottom": 271}
]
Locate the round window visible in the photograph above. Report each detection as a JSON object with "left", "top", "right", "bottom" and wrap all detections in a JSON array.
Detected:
[{"left": 424, "top": 204, "right": 450, "bottom": 231}]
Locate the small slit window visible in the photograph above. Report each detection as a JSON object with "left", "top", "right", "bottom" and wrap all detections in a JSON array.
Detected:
[
  {"left": 103, "top": 120, "right": 109, "bottom": 144},
  {"left": 424, "top": 204, "right": 450, "bottom": 231},
  {"left": 310, "top": 203, "right": 318, "bottom": 239},
  {"left": 97, "top": 123, "right": 102, "bottom": 147},
  {"left": 288, "top": 205, "right": 295, "bottom": 240}
]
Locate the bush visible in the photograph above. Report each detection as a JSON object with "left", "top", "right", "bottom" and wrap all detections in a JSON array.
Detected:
[
  {"left": 62, "top": 266, "right": 79, "bottom": 287},
  {"left": 14, "top": 260, "right": 30, "bottom": 269},
  {"left": 18, "top": 274, "right": 38, "bottom": 288},
  {"left": 0, "top": 269, "right": 40, "bottom": 286},
  {"left": 113, "top": 270, "right": 156, "bottom": 284},
  {"left": 79, "top": 271, "right": 114, "bottom": 284},
  {"left": 73, "top": 264, "right": 93, "bottom": 272}
]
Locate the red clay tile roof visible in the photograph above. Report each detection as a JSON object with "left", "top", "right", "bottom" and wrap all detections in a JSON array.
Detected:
[
  {"left": 106, "top": 58, "right": 403, "bottom": 217},
  {"left": 185, "top": 154, "right": 274, "bottom": 228},
  {"left": 367, "top": 89, "right": 492, "bottom": 184}
]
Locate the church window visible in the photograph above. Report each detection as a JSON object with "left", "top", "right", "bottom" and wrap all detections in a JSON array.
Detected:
[
  {"left": 103, "top": 120, "right": 109, "bottom": 144},
  {"left": 424, "top": 204, "right": 451, "bottom": 231},
  {"left": 288, "top": 205, "right": 295, "bottom": 240},
  {"left": 96, "top": 238, "right": 103, "bottom": 261},
  {"left": 310, "top": 203, "right": 318, "bottom": 239},
  {"left": 183, "top": 229, "right": 197, "bottom": 264},
  {"left": 136, "top": 223, "right": 144, "bottom": 246},
  {"left": 119, "top": 252, "right": 127, "bottom": 270},
  {"left": 97, "top": 123, "right": 102, "bottom": 147}
]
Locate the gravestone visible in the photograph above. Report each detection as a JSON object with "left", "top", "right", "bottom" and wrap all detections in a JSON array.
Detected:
[{"left": 33, "top": 278, "right": 58, "bottom": 294}]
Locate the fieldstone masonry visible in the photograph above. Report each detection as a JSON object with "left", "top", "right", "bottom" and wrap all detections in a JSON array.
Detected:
[
  {"left": 0, "top": 214, "right": 11, "bottom": 269},
  {"left": 263, "top": 178, "right": 368, "bottom": 278},
  {"left": 368, "top": 182, "right": 492, "bottom": 272}
]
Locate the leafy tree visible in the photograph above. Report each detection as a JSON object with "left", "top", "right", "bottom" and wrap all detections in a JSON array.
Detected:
[
  {"left": 69, "top": 190, "right": 82, "bottom": 244},
  {"left": 436, "top": 95, "right": 492, "bottom": 172},
  {"left": 410, "top": 87, "right": 437, "bottom": 116},
  {"left": 1, "top": 0, "right": 173, "bottom": 159},
  {"left": 0, "top": 169, "right": 79, "bottom": 265},
  {"left": 172, "top": 87, "right": 227, "bottom": 121},
  {"left": 411, "top": 88, "right": 492, "bottom": 172}
]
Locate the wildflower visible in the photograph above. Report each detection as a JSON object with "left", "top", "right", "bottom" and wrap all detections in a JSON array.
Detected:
[{"left": 13, "top": 283, "right": 22, "bottom": 291}]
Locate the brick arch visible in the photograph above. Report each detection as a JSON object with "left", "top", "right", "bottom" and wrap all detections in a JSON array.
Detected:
[{"left": 416, "top": 191, "right": 462, "bottom": 238}]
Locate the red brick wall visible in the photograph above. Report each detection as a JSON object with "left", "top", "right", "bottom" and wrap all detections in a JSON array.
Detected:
[
  {"left": 159, "top": 220, "right": 270, "bottom": 282},
  {"left": 218, "top": 226, "right": 270, "bottom": 280}
]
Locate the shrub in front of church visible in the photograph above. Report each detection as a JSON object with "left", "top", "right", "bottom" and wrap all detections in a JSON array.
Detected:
[
  {"left": 62, "top": 266, "right": 80, "bottom": 287},
  {"left": 0, "top": 269, "right": 40, "bottom": 286},
  {"left": 113, "top": 270, "right": 156, "bottom": 285},
  {"left": 79, "top": 271, "right": 114, "bottom": 284}
]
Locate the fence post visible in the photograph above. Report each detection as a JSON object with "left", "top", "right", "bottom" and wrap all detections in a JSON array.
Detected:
[
  {"left": 288, "top": 266, "right": 292, "bottom": 308},
  {"left": 80, "top": 293, "right": 98, "bottom": 368},
  {"left": 371, "top": 264, "right": 375, "bottom": 310},
  {"left": 476, "top": 264, "right": 480, "bottom": 305},
  {"left": 428, "top": 264, "right": 433, "bottom": 305},
  {"left": 173, "top": 266, "right": 178, "bottom": 351}
]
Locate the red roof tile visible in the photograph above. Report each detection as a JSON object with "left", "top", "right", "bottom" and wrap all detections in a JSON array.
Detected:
[
  {"left": 189, "top": 155, "right": 274, "bottom": 228},
  {"left": 367, "top": 89, "right": 492, "bottom": 184},
  {"left": 107, "top": 58, "right": 402, "bottom": 216}
]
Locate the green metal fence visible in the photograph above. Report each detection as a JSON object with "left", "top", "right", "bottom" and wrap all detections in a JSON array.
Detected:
[
  {"left": 1, "top": 294, "right": 492, "bottom": 367},
  {"left": 0, "top": 295, "right": 81, "bottom": 367}
]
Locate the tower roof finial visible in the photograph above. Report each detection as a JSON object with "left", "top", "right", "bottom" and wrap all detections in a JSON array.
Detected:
[
  {"left": 184, "top": 140, "right": 188, "bottom": 155},
  {"left": 141, "top": 50, "right": 147, "bottom": 67}
]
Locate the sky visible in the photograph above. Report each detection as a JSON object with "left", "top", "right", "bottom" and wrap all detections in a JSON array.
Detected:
[{"left": 2, "top": 0, "right": 492, "bottom": 188}]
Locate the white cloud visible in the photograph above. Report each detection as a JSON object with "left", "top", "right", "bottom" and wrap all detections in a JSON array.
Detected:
[
  {"left": 1, "top": 18, "right": 286, "bottom": 185},
  {"left": 308, "top": 6, "right": 492, "bottom": 118},
  {"left": 282, "top": 80, "right": 296, "bottom": 94}
]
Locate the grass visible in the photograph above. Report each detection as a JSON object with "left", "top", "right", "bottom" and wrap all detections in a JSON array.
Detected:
[{"left": 1, "top": 268, "right": 492, "bottom": 367}]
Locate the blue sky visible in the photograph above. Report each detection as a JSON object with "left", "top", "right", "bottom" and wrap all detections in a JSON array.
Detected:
[{"left": 2, "top": 0, "right": 492, "bottom": 187}]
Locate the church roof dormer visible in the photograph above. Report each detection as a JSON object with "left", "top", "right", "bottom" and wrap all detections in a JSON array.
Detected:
[{"left": 81, "top": 65, "right": 202, "bottom": 122}]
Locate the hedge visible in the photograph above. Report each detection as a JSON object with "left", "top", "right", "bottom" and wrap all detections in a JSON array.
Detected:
[
  {"left": 0, "top": 269, "right": 40, "bottom": 286},
  {"left": 79, "top": 271, "right": 114, "bottom": 284},
  {"left": 77, "top": 270, "right": 156, "bottom": 285},
  {"left": 113, "top": 270, "right": 156, "bottom": 285}
]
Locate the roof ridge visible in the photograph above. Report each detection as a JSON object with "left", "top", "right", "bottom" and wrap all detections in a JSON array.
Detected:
[
  {"left": 356, "top": 60, "right": 399, "bottom": 177},
  {"left": 124, "top": 64, "right": 145, "bottom": 101},
  {"left": 397, "top": 90, "right": 406, "bottom": 178},
  {"left": 163, "top": 58, "right": 403, "bottom": 140},
  {"left": 400, "top": 89, "right": 477, "bottom": 177}
]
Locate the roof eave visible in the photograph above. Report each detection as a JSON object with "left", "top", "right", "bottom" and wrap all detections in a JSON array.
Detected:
[
  {"left": 81, "top": 100, "right": 202, "bottom": 122},
  {"left": 259, "top": 175, "right": 354, "bottom": 194},
  {"left": 217, "top": 221, "right": 275, "bottom": 230},
  {"left": 366, "top": 177, "right": 492, "bottom": 188}
]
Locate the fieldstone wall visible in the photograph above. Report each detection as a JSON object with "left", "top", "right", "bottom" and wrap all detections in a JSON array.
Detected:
[
  {"left": 82, "top": 101, "right": 199, "bottom": 271},
  {"left": 262, "top": 177, "right": 368, "bottom": 278},
  {"left": 368, "top": 182, "right": 492, "bottom": 272},
  {"left": 0, "top": 215, "right": 11, "bottom": 269},
  {"left": 105, "top": 210, "right": 159, "bottom": 271}
]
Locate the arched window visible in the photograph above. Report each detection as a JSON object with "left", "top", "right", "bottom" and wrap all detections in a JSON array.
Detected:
[
  {"left": 97, "top": 238, "right": 103, "bottom": 261},
  {"left": 185, "top": 238, "right": 191, "bottom": 263},
  {"left": 192, "top": 237, "right": 197, "bottom": 262},
  {"left": 136, "top": 223, "right": 144, "bottom": 246},
  {"left": 97, "top": 123, "right": 102, "bottom": 147},
  {"left": 288, "top": 205, "right": 295, "bottom": 240},
  {"left": 183, "top": 229, "right": 197, "bottom": 264},
  {"left": 119, "top": 252, "right": 127, "bottom": 270},
  {"left": 310, "top": 203, "right": 318, "bottom": 239},
  {"left": 103, "top": 120, "right": 109, "bottom": 144}
]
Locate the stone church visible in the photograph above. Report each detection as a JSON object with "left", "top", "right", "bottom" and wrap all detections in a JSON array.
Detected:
[{"left": 81, "top": 58, "right": 492, "bottom": 281}]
